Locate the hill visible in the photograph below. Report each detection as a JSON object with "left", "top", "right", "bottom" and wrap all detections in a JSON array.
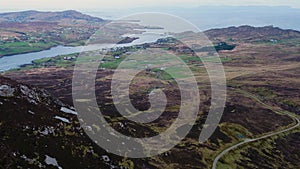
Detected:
[
  {"left": 0, "top": 10, "right": 106, "bottom": 56},
  {"left": 3, "top": 24, "right": 300, "bottom": 168},
  {"left": 0, "top": 10, "right": 104, "bottom": 24},
  {"left": 0, "top": 76, "right": 129, "bottom": 168},
  {"left": 204, "top": 25, "right": 300, "bottom": 42}
]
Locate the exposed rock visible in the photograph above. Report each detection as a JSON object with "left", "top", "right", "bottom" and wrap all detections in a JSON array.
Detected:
[
  {"left": 0, "top": 85, "right": 15, "bottom": 97},
  {"left": 0, "top": 76, "right": 117, "bottom": 168}
]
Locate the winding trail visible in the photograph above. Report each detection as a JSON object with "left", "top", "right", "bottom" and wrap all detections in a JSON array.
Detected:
[{"left": 212, "top": 90, "right": 300, "bottom": 169}]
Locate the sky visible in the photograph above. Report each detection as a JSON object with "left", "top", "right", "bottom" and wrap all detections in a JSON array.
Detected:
[
  {"left": 0, "top": 0, "right": 300, "bottom": 11},
  {"left": 1, "top": 0, "right": 300, "bottom": 31}
]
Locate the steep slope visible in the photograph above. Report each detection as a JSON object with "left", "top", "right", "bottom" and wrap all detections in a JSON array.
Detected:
[{"left": 0, "top": 76, "right": 117, "bottom": 169}]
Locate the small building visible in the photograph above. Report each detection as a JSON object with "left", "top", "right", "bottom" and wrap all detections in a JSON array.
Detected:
[
  {"left": 63, "top": 56, "right": 72, "bottom": 60},
  {"left": 270, "top": 39, "right": 278, "bottom": 43}
]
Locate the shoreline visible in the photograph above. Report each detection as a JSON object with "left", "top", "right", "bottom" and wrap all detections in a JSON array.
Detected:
[
  {"left": 0, "top": 41, "right": 88, "bottom": 59},
  {"left": 0, "top": 45, "right": 57, "bottom": 59}
]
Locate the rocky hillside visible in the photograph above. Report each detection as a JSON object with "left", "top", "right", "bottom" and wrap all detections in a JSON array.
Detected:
[{"left": 0, "top": 76, "right": 126, "bottom": 169}]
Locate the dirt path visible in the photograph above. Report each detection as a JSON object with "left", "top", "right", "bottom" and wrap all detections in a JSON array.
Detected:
[{"left": 212, "top": 90, "right": 300, "bottom": 169}]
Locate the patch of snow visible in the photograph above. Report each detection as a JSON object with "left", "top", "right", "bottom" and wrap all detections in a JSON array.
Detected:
[
  {"left": 60, "top": 107, "right": 77, "bottom": 115},
  {"left": 54, "top": 116, "right": 70, "bottom": 123},
  {"left": 45, "top": 155, "right": 62, "bottom": 169},
  {"left": 28, "top": 110, "right": 35, "bottom": 115}
]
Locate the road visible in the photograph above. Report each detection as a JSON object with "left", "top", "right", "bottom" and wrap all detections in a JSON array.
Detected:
[{"left": 212, "top": 90, "right": 300, "bottom": 169}]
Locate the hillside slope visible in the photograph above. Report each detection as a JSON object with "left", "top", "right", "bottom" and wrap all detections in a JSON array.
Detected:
[
  {"left": 0, "top": 76, "right": 120, "bottom": 168},
  {"left": 204, "top": 25, "right": 300, "bottom": 42},
  {"left": 0, "top": 10, "right": 104, "bottom": 24},
  {"left": 0, "top": 10, "right": 106, "bottom": 56}
]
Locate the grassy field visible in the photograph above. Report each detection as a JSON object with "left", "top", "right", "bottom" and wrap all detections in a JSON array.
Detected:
[{"left": 0, "top": 41, "right": 57, "bottom": 57}]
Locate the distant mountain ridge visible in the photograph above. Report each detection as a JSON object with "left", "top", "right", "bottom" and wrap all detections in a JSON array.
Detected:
[
  {"left": 0, "top": 10, "right": 104, "bottom": 23},
  {"left": 204, "top": 25, "right": 300, "bottom": 41}
]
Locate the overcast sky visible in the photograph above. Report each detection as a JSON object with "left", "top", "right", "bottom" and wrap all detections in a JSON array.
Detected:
[{"left": 0, "top": 0, "right": 300, "bottom": 11}]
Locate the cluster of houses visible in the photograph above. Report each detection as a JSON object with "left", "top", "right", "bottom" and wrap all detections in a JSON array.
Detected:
[{"left": 100, "top": 44, "right": 149, "bottom": 59}]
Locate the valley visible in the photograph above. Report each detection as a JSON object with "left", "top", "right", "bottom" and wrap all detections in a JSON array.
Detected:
[{"left": 0, "top": 10, "right": 300, "bottom": 169}]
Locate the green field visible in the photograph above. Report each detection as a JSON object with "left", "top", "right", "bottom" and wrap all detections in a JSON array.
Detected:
[{"left": 0, "top": 41, "right": 57, "bottom": 56}]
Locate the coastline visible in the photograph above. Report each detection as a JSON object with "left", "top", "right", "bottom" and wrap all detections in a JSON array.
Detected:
[
  {"left": 0, "top": 45, "right": 57, "bottom": 59},
  {"left": 0, "top": 41, "right": 88, "bottom": 59}
]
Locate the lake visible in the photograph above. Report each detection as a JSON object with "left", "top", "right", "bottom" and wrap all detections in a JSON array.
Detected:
[{"left": 0, "top": 31, "right": 167, "bottom": 72}]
